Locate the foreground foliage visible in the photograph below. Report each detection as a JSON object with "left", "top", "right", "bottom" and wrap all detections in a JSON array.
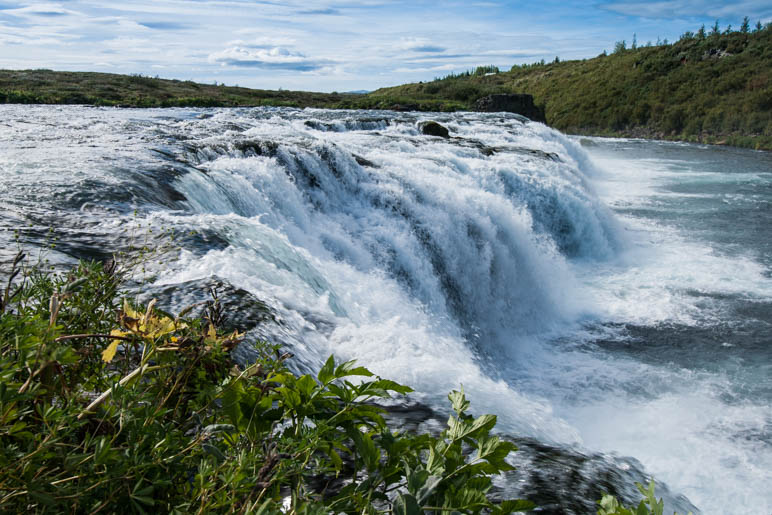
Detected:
[{"left": 0, "top": 253, "right": 535, "bottom": 513}]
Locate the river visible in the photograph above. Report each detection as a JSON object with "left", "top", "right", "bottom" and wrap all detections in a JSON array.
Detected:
[{"left": 1, "top": 106, "right": 769, "bottom": 514}]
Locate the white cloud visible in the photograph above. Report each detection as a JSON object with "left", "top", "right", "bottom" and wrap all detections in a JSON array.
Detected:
[
  {"left": 600, "top": 0, "right": 772, "bottom": 19},
  {"left": 393, "top": 63, "right": 464, "bottom": 73},
  {"left": 395, "top": 37, "right": 446, "bottom": 53},
  {"left": 226, "top": 36, "right": 299, "bottom": 48},
  {"left": 5, "top": 2, "right": 79, "bottom": 17},
  {"left": 208, "top": 45, "right": 331, "bottom": 71}
]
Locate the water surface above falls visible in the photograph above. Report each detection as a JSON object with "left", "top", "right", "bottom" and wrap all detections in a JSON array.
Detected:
[{"left": 1, "top": 106, "right": 770, "bottom": 514}]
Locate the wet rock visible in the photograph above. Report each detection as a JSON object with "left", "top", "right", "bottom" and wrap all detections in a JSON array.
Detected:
[
  {"left": 353, "top": 154, "right": 378, "bottom": 168},
  {"left": 382, "top": 401, "right": 698, "bottom": 515},
  {"left": 232, "top": 139, "right": 280, "bottom": 157},
  {"left": 390, "top": 103, "right": 419, "bottom": 112},
  {"left": 418, "top": 120, "right": 450, "bottom": 138},
  {"left": 143, "top": 276, "right": 275, "bottom": 334},
  {"left": 62, "top": 163, "right": 191, "bottom": 212},
  {"left": 485, "top": 145, "right": 561, "bottom": 162},
  {"left": 474, "top": 93, "right": 546, "bottom": 123},
  {"left": 304, "top": 120, "right": 327, "bottom": 130}
]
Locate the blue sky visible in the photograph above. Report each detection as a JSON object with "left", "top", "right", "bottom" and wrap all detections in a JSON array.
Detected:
[{"left": 0, "top": 1, "right": 770, "bottom": 91}]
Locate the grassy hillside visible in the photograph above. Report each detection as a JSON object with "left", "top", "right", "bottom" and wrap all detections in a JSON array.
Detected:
[
  {"left": 367, "top": 24, "right": 772, "bottom": 150},
  {"left": 1, "top": 22, "right": 770, "bottom": 149}
]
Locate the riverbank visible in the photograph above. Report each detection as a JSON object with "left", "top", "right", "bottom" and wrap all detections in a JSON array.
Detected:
[
  {"left": 0, "top": 69, "right": 356, "bottom": 108},
  {"left": 568, "top": 126, "right": 769, "bottom": 152}
]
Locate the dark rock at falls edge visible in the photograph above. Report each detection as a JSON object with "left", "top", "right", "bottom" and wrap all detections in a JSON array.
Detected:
[
  {"left": 389, "top": 103, "right": 420, "bottom": 112},
  {"left": 143, "top": 277, "right": 275, "bottom": 334},
  {"left": 418, "top": 120, "right": 450, "bottom": 138},
  {"left": 474, "top": 93, "right": 546, "bottom": 123}
]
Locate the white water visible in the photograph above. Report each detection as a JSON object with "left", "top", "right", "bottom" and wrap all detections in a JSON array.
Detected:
[
  {"left": 157, "top": 112, "right": 771, "bottom": 513},
  {"left": 3, "top": 106, "right": 770, "bottom": 513},
  {"left": 157, "top": 111, "right": 628, "bottom": 439},
  {"left": 159, "top": 113, "right": 771, "bottom": 514},
  {"left": 559, "top": 143, "right": 772, "bottom": 514}
]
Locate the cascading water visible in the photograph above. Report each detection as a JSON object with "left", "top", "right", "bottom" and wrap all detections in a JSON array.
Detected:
[{"left": 2, "top": 105, "right": 770, "bottom": 514}]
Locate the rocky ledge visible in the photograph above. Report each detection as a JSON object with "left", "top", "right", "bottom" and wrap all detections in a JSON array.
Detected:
[{"left": 474, "top": 93, "right": 546, "bottom": 123}]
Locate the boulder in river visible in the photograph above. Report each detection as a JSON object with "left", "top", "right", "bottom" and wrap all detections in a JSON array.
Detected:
[{"left": 418, "top": 120, "right": 450, "bottom": 138}]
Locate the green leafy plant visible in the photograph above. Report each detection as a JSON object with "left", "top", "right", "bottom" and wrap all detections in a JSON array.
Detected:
[
  {"left": 380, "top": 387, "right": 534, "bottom": 515},
  {"left": 598, "top": 481, "right": 693, "bottom": 515}
]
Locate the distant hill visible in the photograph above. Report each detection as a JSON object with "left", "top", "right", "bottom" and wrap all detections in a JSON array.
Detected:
[
  {"left": 0, "top": 69, "right": 351, "bottom": 109},
  {"left": 1, "top": 23, "right": 770, "bottom": 149}
]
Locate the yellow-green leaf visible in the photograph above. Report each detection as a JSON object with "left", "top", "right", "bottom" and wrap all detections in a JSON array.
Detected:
[
  {"left": 144, "top": 315, "right": 181, "bottom": 339},
  {"left": 102, "top": 340, "right": 120, "bottom": 363},
  {"left": 102, "top": 329, "right": 129, "bottom": 362},
  {"left": 123, "top": 298, "right": 142, "bottom": 320}
]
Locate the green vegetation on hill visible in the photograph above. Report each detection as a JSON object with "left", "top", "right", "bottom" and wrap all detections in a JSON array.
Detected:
[{"left": 369, "top": 22, "right": 772, "bottom": 150}]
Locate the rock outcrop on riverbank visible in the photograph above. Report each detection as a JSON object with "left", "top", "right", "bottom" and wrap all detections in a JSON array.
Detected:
[{"left": 474, "top": 93, "right": 546, "bottom": 122}]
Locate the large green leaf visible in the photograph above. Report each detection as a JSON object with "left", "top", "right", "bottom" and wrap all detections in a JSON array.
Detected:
[
  {"left": 416, "top": 474, "right": 443, "bottom": 505},
  {"left": 448, "top": 388, "right": 470, "bottom": 414},
  {"left": 477, "top": 435, "right": 517, "bottom": 471},
  {"left": 334, "top": 360, "right": 374, "bottom": 379},
  {"left": 447, "top": 487, "right": 490, "bottom": 511},
  {"left": 276, "top": 386, "right": 302, "bottom": 409},
  {"left": 317, "top": 355, "right": 335, "bottom": 385},
  {"left": 295, "top": 374, "right": 317, "bottom": 399},
  {"left": 492, "top": 499, "right": 538, "bottom": 514},
  {"left": 393, "top": 493, "right": 421, "bottom": 515},
  {"left": 221, "top": 379, "right": 245, "bottom": 428}
]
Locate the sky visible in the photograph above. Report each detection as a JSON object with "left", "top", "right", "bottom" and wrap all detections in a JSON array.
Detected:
[{"left": 0, "top": 1, "right": 770, "bottom": 92}]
